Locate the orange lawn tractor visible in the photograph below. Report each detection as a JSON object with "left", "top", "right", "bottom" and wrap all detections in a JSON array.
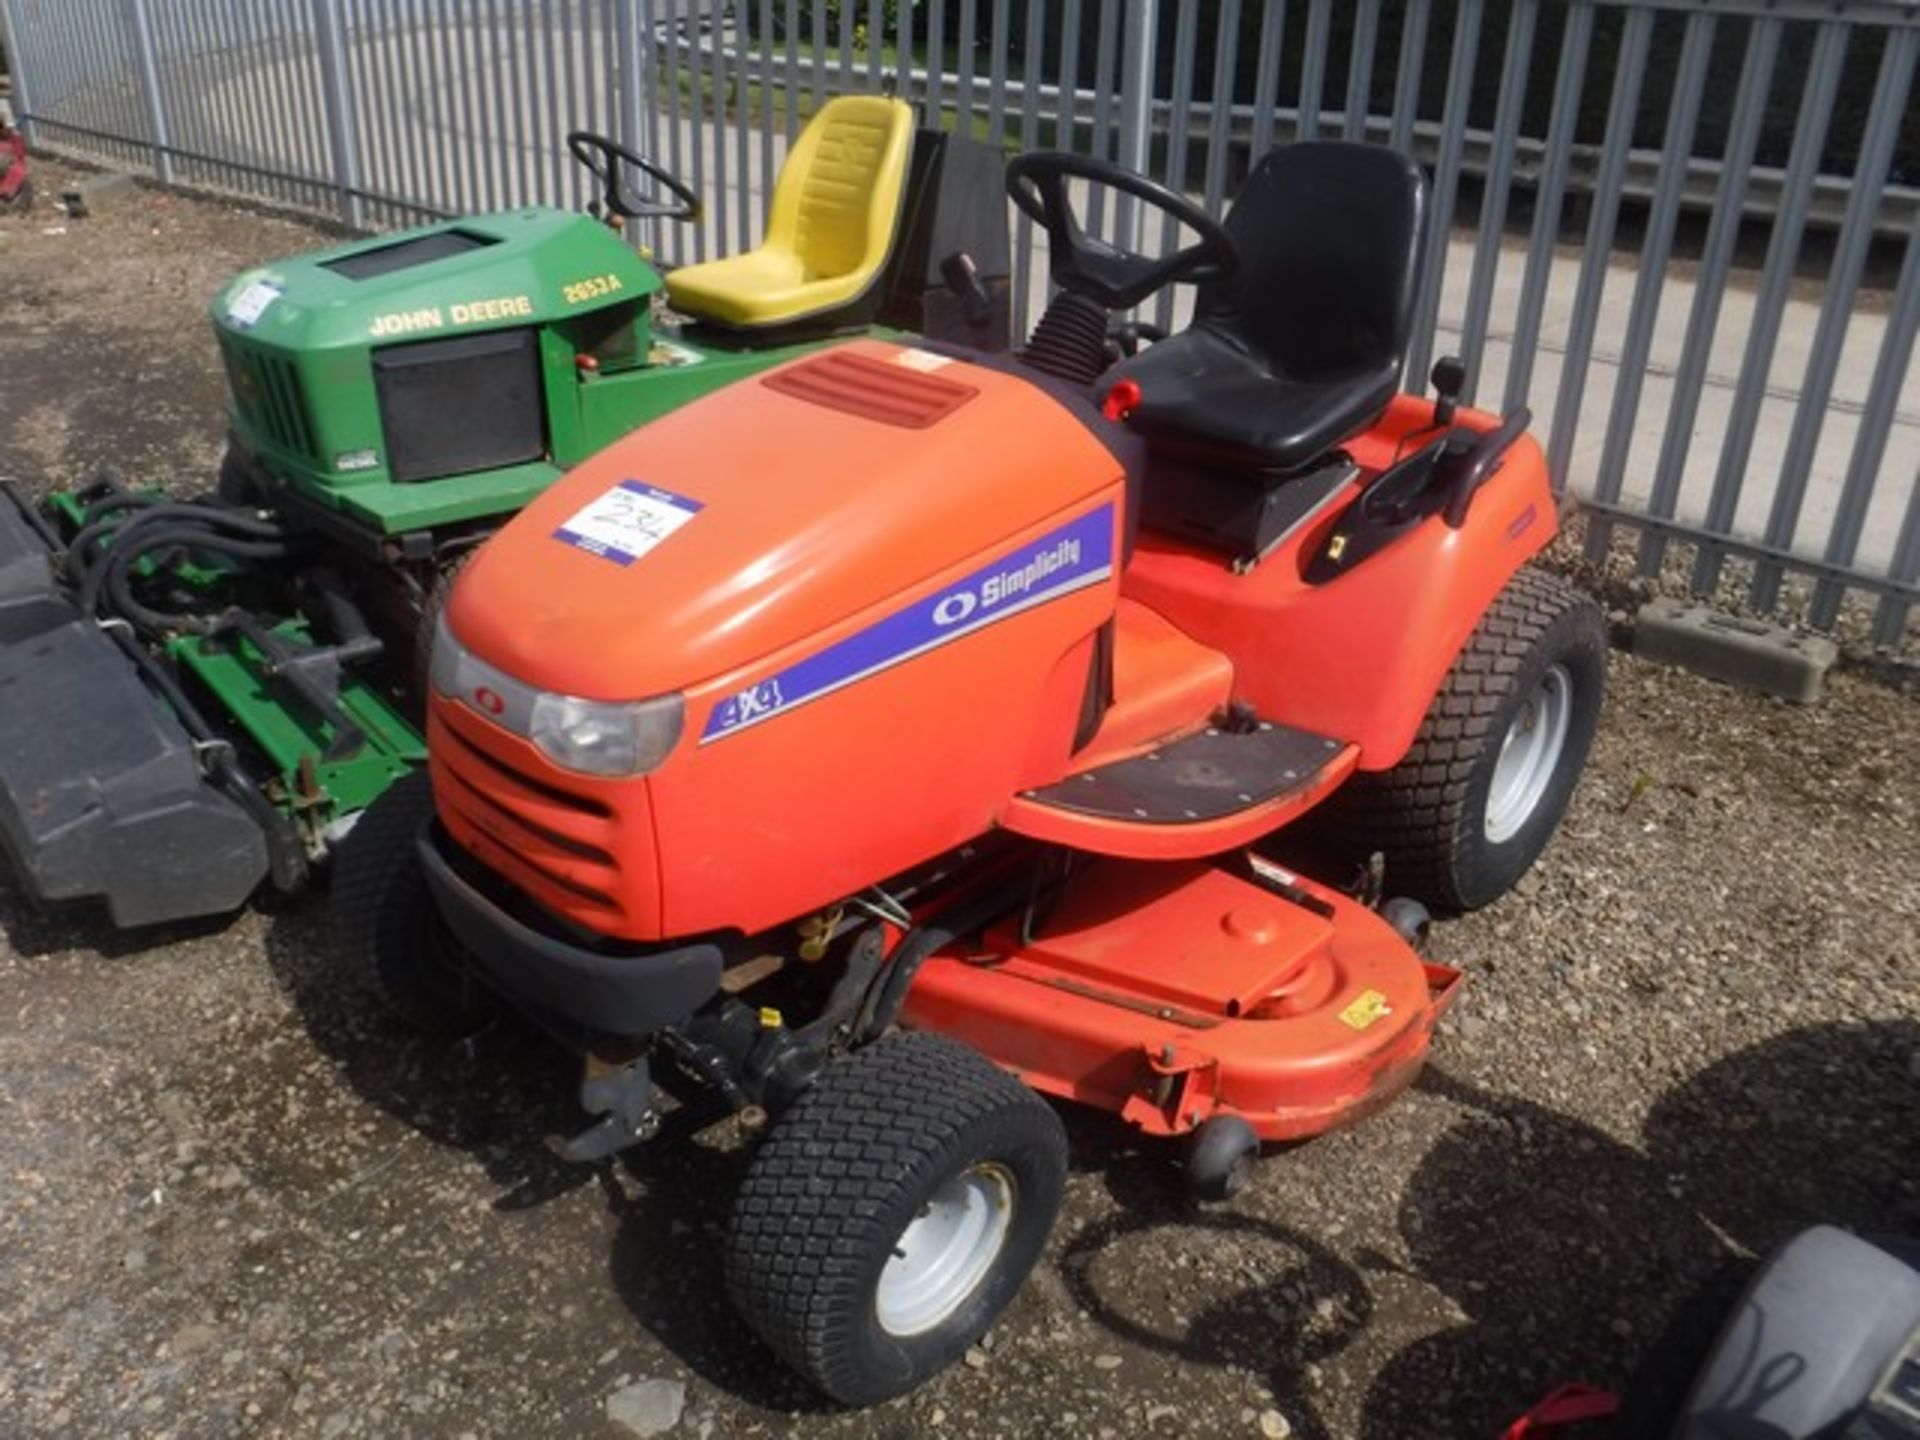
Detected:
[{"left": 338, "top": 141, "right": 1606, "bottom": 1405}]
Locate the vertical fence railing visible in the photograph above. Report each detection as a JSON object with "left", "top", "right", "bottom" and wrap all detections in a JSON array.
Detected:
[{"left": 2, "top": 0, "right": 1917, "bottom": 646}]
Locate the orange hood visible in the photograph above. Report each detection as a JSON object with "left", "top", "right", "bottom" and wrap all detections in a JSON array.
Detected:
[{"left": 446, "top": 341, "right": 1131, "bottom": 701}]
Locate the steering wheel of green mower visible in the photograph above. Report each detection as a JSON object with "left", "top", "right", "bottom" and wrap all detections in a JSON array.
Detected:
[
  {"left": 566, "top": 130, "right": 701, "bottom": 223},
  {"left": 1006, "top": 151, "right": 1236, "bottom": 311}
]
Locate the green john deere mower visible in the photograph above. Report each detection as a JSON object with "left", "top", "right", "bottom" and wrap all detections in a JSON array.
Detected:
[{"left": 0, "top": 96, "right": 1010, "bottom": 927}]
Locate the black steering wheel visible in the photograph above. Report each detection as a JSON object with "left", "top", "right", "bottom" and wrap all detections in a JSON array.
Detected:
[
  {"left": 1006, "top": 151, "right": 1237, "bottom": 311},
  {"left": 566, "top": 130, "right": 701, "bottom": 223}
]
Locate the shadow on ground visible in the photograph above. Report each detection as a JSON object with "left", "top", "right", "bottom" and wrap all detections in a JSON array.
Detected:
[
  {"left": 1056, "top": 1108, "right": 1376, "bottom": 1440},
  {"left": 1360, "top": 1019, "right": 1920, "bottom": 1438},
  {"left": 259, "top": 898, "right": 835, "bottom": 1408},
  {"left": 260, "top": 899, "right": 588, "bottom": 1203},
  {"left": 1038, "top": 1021, "right": 1918, "bottom": 1439},
  {"left": 0, "top": 874, "right": 245, "bottom": 962}
]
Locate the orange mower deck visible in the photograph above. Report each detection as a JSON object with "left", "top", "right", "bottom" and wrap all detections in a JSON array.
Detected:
[{"left": 903, "top": 855, "right": 1461, "bottom": 1142}]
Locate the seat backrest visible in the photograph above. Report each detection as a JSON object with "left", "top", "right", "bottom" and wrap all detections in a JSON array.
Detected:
[
  {"left": 1194, "top": 142, "right": 1427, "bottom": 382},
  {"left": 765, "top": 95, "right": 915, "bottom": 281}
]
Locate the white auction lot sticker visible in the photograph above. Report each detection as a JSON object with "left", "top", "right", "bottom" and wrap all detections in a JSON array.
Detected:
[
  {"left": 553, "top": 480, "right": 703, "bottom": 566},
  {"left": 224, "top": 277, "right": 283, "bottom": 329}
]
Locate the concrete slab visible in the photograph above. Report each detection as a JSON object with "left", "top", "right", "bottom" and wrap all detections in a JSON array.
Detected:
[
  {"left": 58, "top": 170, "right": 137, "bottom": 219},
  {"left": 1635, "top": 599, "right": 1840, "bottom": 704}
]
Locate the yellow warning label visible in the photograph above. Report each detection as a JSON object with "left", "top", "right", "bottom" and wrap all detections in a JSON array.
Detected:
[{"left": 1338, "top": 989, "right": 1392, "bottom": 1031}]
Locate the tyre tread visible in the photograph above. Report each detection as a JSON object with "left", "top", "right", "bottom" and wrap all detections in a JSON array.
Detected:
[
  {"left": 328, "top": 771, "right": 456, "bottom": 1028},
  {"left": 726, "top": 1032, "right": 1057, "bottom": 1400}
]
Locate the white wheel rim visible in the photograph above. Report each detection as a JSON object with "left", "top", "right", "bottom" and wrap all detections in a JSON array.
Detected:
[
  {"left": 1484, "top": 664, "right": 1573, "bottom": 844},
  {"left": 875, "top": 1162, "right": 1016, "bottom": 1337}
]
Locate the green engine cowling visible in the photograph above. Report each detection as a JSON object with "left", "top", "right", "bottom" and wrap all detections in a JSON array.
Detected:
[{"left": 210, "top": 210, "right": 757, "bottom": 544}]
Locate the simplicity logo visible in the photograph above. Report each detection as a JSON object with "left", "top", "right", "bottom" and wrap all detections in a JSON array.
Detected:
[
  {"left": 701, "top": 503, "right": 1115, "bottom": 743},
  {"left": 932, "top": 535, "right": 1085, "bottom": 627}
]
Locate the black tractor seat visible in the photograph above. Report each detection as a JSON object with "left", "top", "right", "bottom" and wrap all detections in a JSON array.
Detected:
[
  {"left": 1119, "top": 328, "right": 1405, "bottom": 473},
  {"left": 1111, "top": 141, "right": 1428, "bottom": 478}
]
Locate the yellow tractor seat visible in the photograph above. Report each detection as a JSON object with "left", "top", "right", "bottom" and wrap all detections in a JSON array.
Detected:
[{"left": 665, "top": 95, "right": 915, "bottom": 331}]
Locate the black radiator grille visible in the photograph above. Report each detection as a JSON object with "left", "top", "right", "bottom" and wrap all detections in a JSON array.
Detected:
[{"left": 372, "top": 327, "right": 546, "bottom": 484}]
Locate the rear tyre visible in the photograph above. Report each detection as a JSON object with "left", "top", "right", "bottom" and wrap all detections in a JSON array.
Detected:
[
  {"left": 330, "top": 771, "right": 488, "bottom": 1034},
  {"left": 725, "top": 1032, "right": 1067, "bottom": 1405},
  {"left": 1324, "top": 566, "right": 1605, "bottom": 913}
]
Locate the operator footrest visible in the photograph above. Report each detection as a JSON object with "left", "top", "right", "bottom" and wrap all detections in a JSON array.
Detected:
[{"left": 1002, "top": 719, "right": 1357, "bottom": 860}]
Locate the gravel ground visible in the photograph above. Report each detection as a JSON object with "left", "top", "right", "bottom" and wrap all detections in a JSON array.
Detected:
[{"left": 1, "top": 167, "right": 1916, "bottom": 1440}]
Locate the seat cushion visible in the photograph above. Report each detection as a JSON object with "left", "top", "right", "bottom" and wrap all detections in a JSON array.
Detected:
[
  {"left": 664, "top": 95, "right": 914, "bottom": 330},
  {"left": 1112, "top": 325, "right": 1401, "bottom": 473},
  {"left": 665, "top": 249, "right": 826, "bottom": 327}
]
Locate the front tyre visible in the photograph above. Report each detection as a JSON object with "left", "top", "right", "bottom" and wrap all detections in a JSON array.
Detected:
[
  {"left": 725, "top": 1032, "right": 1067, "bottom": 1406},
  {"left": 330, "top": 771, "right": 488, "bottom": 1034},
  {"left": 1327, "top": 566, "right": 1606, "bottom": 912}
]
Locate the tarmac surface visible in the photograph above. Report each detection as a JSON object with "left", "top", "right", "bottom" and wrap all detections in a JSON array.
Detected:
[{"left": 0, "top": 168, "right": 1916, "bottom": 1440}]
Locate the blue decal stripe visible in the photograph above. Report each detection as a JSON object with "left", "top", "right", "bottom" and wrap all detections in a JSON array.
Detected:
[
  {"left": 701, "top": 503, "right": 1116, "bottom": 743},
  {"left": 624, "top": 479, "right": 704, "bottom": 513}
]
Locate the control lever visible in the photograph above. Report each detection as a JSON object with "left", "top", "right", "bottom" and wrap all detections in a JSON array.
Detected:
[
  {"left": 1442, "top": 407, "right": 1533, "bottom": 529},
  {"left": 1431, "top": 355, "right": 1466, "bottom": 427},
  {"left": 940, "top": 250, "right": 994, "bottom": 327}
]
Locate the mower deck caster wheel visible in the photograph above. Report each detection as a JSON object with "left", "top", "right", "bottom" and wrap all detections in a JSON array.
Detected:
[
  {"left": 1380, "top": 897, "right": 1433, "bottom": 949},
  {"left": 1185, "top": 1114, "right": 1260, "bottom": 1202},
  {"left": 725, "top": 1032, "right": 1067, "bottom": 1405}
]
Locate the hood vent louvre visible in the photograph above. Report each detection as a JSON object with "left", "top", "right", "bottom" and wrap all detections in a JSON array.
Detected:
[{"left": 761, "top": 349, "right": 978, "bottom": 429}]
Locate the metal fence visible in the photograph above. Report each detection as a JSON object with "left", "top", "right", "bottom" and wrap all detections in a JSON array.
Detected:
[{"left": 3, "top": 0, "right": 1918, "bottom": 646}]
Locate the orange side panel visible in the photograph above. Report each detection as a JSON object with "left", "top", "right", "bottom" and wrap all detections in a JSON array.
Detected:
[
  {"left": 1069, "top": 597, "right": 1234, "bottom": 770},
  {"left": 1123, "top": 403, "right": 1557, "bottom": 769},
  {"left": 655, "top": 498, "right": 1123, "bottom": 938}
]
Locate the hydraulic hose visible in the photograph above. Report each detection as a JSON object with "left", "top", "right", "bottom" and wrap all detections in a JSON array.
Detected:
[
  {"left": 69, "top": 501, "right": 292, "bottom": 589},
  {"left": 853, "top": 877, "right": 1031, "bottom": 1043},
  {"left": 74, "top": 488, "right": 159, "bottom": 531},
  {"left": 65, "top": 494, "right": 159, "bottom": 574},
  {"left": 86, "top": 526, "right": 299, "bottom": 632}
]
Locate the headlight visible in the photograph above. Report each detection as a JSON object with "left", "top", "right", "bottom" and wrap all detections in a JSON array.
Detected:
[
  {"left": 431, "top": 612, "right": 683, "bottom": 776},
  {"left": 529, "top": 692, "right": 683, "bottom": 776}
]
